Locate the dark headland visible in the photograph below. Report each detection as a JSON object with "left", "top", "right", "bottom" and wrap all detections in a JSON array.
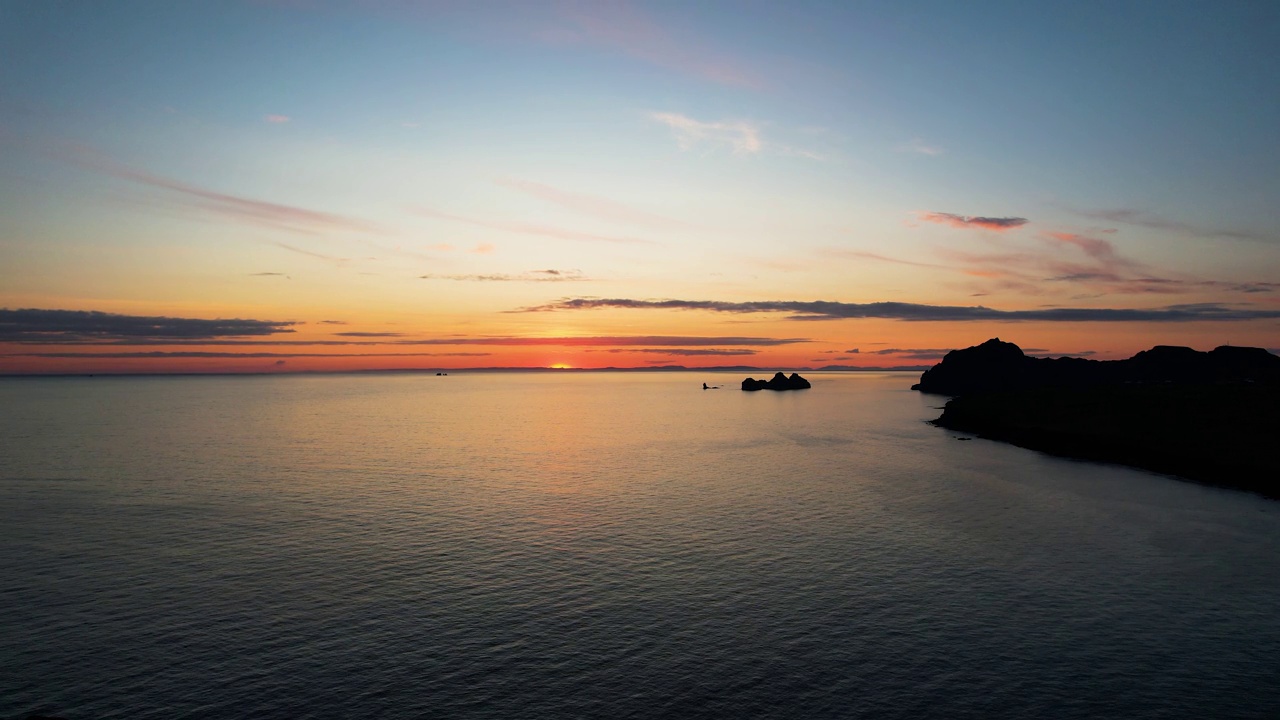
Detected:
[{"left": 915, "top": 338, "right": 1280, "bottom": 498}]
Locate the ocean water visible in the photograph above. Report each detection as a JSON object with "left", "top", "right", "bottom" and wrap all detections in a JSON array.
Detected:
[{"left": 2, "top": 372, "right": 1278, "bottom": 719}]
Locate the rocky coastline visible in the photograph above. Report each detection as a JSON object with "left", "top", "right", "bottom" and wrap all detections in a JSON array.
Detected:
[{"left": 917, "top": 339, "right": 1280, "bottom": 498}]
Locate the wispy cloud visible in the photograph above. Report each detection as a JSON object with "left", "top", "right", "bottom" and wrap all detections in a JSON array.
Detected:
[
  {"left": 650, "top": 111, "right": 762, "bottom": 154},
  {"left": 515, "top": 297, "right": 1280, "bottom": 323},
  {"left": 64, "top": 147, "right": 381, "bottom": 235},
  {"left": 272, "top": 241, "right": 351, "bottom": 266},
  {"left": 818, "top": 248, "right": 950, "bottom": 270},
  {"left": 899, "top": 138, "right": 944, "bottom": 156},
  {"left": 918, "top": 212, "right": 1029, "bottom": 231},
  {"left": 495, "top": 177, "right": 679, "bottom": 228},
  {"left": 416, "top": 208, "right": 657, "bottom": 246},
  {"left": 391, "top": 335, "right": 808, "bottom": 347},
  {"left": 1, "top": 308, "right": 295, "bottom": 342},
  {"left": 1066, "top": 207, "right": 1272, "bottom": 243},
  {"left": 333, "top": 332, "right": 406, "bottom": 338},
  {"left": 866, "top": 347, "right": 954, "bottom": 360},
  {"left": 15, "top": 351, "right": 493, "bottom": 359},
  {"left": 933, "top": 231, "right": 1280, "bottom": 296},
  {"left": 7, "top": 332, "right": 810, "bottom": 348},
  {"left": 551, "top": 1, "right": 759, "bottom": 88},
  {"left": 588, "top": 348, "right": 759, "bottom": 356},
  {"left": 421, "top": 269, "right": 589, "bottom": 282},
  {"left": 1026, "top": 350, "right": 1099, "bottom": 358},
  {"left": 264, "top": 114, "right": 290, "bottom": 124},
  {"left": 250, "top": 272, "right": 290, "bottom": 278}
]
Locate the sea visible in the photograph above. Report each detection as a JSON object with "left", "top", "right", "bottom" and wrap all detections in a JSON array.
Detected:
[{"left": 2, "top": 372, "right": 1278, "bottom": 719}]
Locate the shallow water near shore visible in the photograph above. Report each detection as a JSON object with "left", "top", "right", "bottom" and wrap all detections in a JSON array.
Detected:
[{"left": 2, "top": 372, "right": 1278, "bottom": 719}]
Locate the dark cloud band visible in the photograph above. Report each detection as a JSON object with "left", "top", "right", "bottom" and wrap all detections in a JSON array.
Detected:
[
  {"left": 1, "top": 308, "right": 296, "bottom": 342},
  {"left": 13, "top": 351, "right": 492, "bottom": 359},
  {"left": 517, "top": 298, "right": 1280, "bottom": 323}
]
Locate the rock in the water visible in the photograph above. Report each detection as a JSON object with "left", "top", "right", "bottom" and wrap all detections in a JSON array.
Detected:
[{"left": 742, "top": 372, "right": 811, "bottom": 391}]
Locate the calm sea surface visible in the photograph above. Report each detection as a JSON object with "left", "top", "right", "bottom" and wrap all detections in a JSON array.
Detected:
[{"left": 2, "top": 372, "right": 1278, "bottom": 719}]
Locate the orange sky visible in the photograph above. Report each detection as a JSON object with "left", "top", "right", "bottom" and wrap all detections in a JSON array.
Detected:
[{"left": 3, "top": 3, "right": 1278, "bottom": 374}]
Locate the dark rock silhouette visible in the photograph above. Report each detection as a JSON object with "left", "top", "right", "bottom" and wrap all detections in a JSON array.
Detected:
[
  {"left": 742, "top": 372, "right": 811, "bottom": 391},
  {"left": 913, "top": 337, "right": 1280, "bottom": 395},
  {"left": 916, "top": 338, "right": 1280, "bottom": 497}
]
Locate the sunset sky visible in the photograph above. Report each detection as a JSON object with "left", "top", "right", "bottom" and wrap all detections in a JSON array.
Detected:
[{"left": 2, "top": 1, "right": 1278, "bottom": 373}]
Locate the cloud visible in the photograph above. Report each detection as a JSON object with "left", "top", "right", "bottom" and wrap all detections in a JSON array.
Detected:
[
  {"left": 1027, "top": 350, "right": 1099, "bottom": 358},
  {"left": 416, "top": 209, "right": 656, "bottom": 246},
  {"left": 63, "top": 146, "right": 381, "bottom": 235},
  {"left": 939, "top": 231, "right": 1280, "bottom": 297},
  {"left": 495, "top": 177, "right": 680, "bottom": 229},
  {"left": 588, "top": 348, "right": 758, "bottom": 356},
  {"left": 16, "top": 351, "right": 494, "bottom": 359},
  {"left": 819, "top": 248, "right": 950, "bottom": 270},
  {"left": 391, "top": 335, "right": 808, "bottom": 347},
  {"left": 866, "top": 348, "right": 955, "bottom": 360},
  {"left": 899, "top": 139, "right": 944, "bottom": 156},
  {"left": 8, "top": 332, "right": 810, "bottom": 348},
  {"left": 271, "top": 241, "right": 350, "bottom": 265},
  {"left": 0, "top": 308, "right": 296, "bottom": 343},
  {"left": 420, "top": 269, "right": 589, "bottom": 282},
  {"left": 1066, "top": 207, "right": 1272, "bottom": 243},
  {"left": 1044, "top": 231, "right": 1134, "bottom": 265},
  {"left": 919, "top": 212, "right": 1029, "bottom": 231},
  {"left": 264, "top": 114, "right": 290, "bottom": 124},
  {"left": 514, "top": 297, "right": 1280, "bottom": 323},
  {"left": 318, "top": 320, "right": 347, "bottom": 325},
  {"left": 333, "top": 332, "right": 406, "bottom": 337},
  {"left": 250, "top": 272, "right": 290, "bottom": 278},
  {"left": 552, "top": 1, "right": 759, "bottom": 88},
  {"left": 650, "top": 112, "right": 762, "bottom": 154}
]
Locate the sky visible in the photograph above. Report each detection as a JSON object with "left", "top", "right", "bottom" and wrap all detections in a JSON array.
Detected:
[{"left": 2, "top": 0, "right": 1279, "bottom": 373}]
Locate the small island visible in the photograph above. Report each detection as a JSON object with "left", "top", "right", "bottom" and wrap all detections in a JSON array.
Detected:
[
  {"left": 742, "top": 372, "right": 811, "bottom": 391},
  {"left": 916, "top": 339, "right": 1280, "bottom": 498}
]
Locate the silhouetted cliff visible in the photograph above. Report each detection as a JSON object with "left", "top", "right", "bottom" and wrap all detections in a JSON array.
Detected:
[
  {"left": 913, "top": 338, "right": 1280, "bottom": 395},
  {"left": 916, "top": 339, "right": 1280, "bottom": 497}
]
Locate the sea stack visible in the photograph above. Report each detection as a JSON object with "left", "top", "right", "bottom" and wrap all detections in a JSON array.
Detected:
[{"left": 742, "top": 372, "right": 811, "bottom": 391}]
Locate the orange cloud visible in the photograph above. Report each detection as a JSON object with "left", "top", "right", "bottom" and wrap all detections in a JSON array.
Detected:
[{"left": 919, "top": 212, "right": 1029, "bottom": 231}]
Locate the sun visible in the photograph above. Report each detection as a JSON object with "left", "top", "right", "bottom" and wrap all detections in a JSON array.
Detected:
[{"left": 549, "top": 363, "right": 573, "bottom": 369}]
